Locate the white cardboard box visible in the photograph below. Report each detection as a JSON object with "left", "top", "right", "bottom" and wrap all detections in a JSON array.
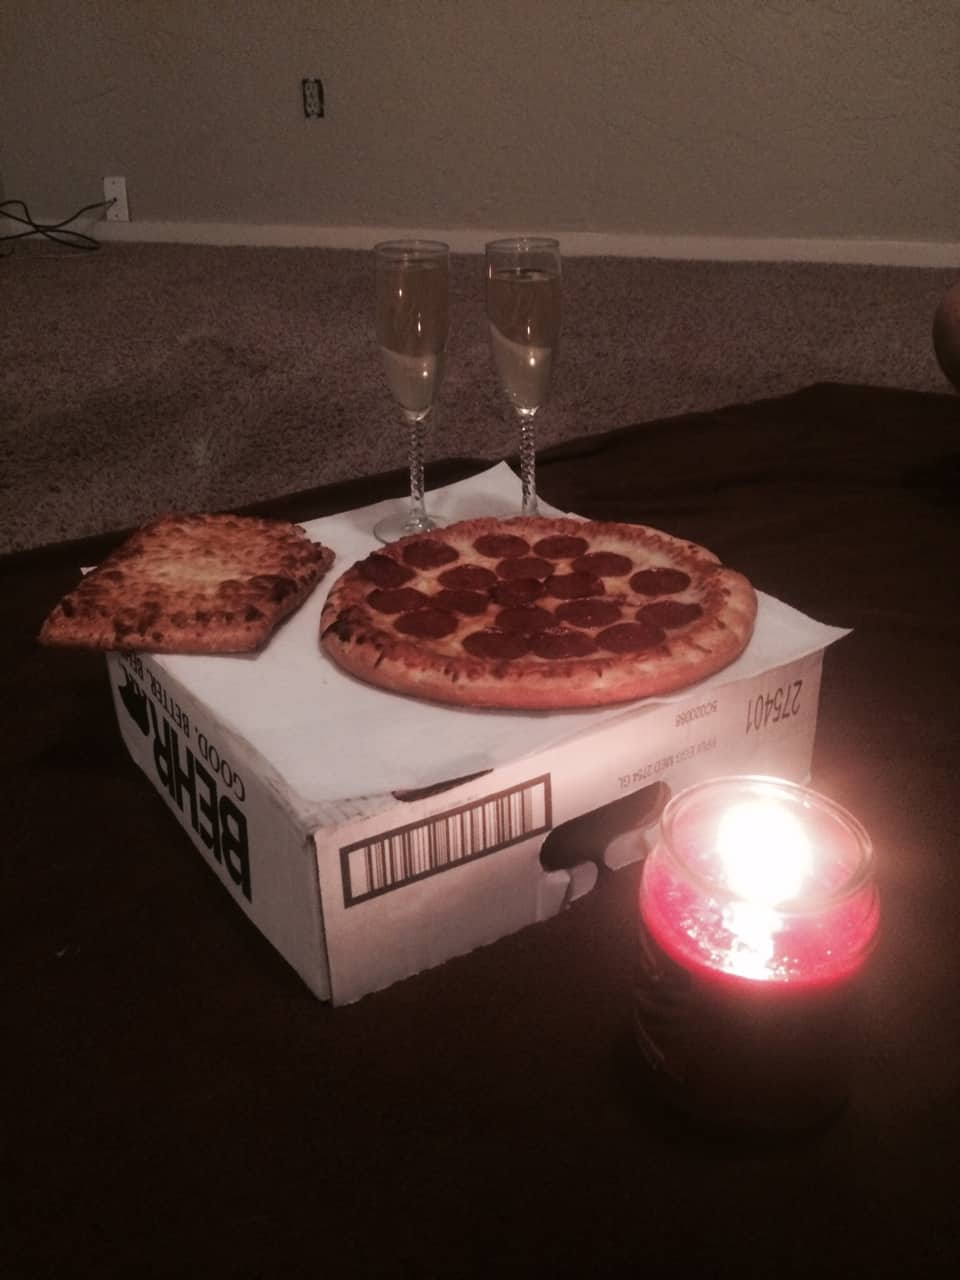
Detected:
[{"left": 106, "top": 466, "right": 846, "bottom": 1004}]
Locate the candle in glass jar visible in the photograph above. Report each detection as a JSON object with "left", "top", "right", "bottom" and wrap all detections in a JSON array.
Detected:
[{"left": 633, "top": 776, "right": 880, "bottom": 1133}]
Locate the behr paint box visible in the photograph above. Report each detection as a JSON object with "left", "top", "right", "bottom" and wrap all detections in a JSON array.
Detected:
[{"left": 107, "top": 466, "right": 846, "bottom": 1004}]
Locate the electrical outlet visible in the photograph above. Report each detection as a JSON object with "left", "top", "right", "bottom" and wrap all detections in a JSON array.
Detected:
[
  {"left": 302, "top": 78, "right": 324, "bottom": 118},
  {"left": 104, "top": 176, "right": 129, "bottom": 221}
]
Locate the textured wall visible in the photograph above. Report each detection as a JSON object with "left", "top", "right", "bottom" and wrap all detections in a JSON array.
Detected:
[{"left": 1, "top": 0, "right": 958, "bottom": 240}]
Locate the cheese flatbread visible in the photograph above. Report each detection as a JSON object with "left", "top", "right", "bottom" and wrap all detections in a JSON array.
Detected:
[{"left": 40, "top": 513, "right": 334, "bottom": 654}]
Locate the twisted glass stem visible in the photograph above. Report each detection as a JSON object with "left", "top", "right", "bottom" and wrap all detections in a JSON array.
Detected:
[
  {"left": 518, "top": 409, "right": 538, "bottom": 516},
  {"left": 403, "top": 410, "right": 432, "bottom": 532}
]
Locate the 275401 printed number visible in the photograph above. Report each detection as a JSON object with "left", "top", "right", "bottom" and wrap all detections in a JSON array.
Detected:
[{"left": 745, "top": 679, "right": 803, "bottom": 734}]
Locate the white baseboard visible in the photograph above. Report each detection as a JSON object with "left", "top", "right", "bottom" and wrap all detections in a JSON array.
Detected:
[{"left": 8, "top": 215, "right": 960, "bottom": 267}]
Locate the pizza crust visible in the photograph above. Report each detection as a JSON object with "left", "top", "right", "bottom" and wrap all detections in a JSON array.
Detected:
[
  {"left": 39, "top": 513, "right": 335, "bottom": 654},
  {"left": 320, "top": 516, "right": 757, "bottom": 709}
]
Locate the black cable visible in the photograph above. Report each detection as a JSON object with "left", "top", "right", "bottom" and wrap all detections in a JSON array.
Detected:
[{"left": 0, "top": 197, "right": 115, "bottom": 252}]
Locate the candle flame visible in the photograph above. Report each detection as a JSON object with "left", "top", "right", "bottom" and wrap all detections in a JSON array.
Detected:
[{"left": 715, "top": 799, "right": 812, "bottom": 907}]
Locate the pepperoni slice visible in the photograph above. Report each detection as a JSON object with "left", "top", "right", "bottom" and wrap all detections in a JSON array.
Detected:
[
  {"left": 532, "top": 534, "right": 590, "bottom": 560},
  {"left": 434, "top": 589, "right": 490, "bottom": 616},
  {"left": 394, "top": 608, "right": 458, "bottom": 639},
  {"left": 474, "top": 533, "right": 529, "bottom": 559},
  {"left": 630, "top": 568, "right": 691, "bottom": 596},
  {"left": 462, "top": 629, "right": 532, "bottom": 660},
  {"left": 572, "top": 551, "right": 633, "bottom": 578},
  {"left": 530, "top": 628, "right": 598, "bottom": 659},
  {"left": 497, "top": 556, "right": 553, "bottom": 582},
  {"left": 596, "top": 620, "right": 665, "bottom": 652},
  {"left": 367, "top": 587, "right": 430, "bottom": 614},
  {"left": 554, "top": 598, "right": 623, "bottom": 629},
  {"left": 438, "top": 564, "right": 498, "bottom": 591},
  {"left": 490, "top": 578, "right": 545, "bottom": 606},
  {"left": 359, "top": 553, "right": 415, "bottom": 589},
  {"left": 495, "top": 605, "right": 556, "bottom": 634},
  {"left": 401, "top": 539, "right": 459, "bottom": 570},
  {"left": 640, "top": 600, "right": 704, "bottom": 628},
  {"left": 544, "top": 571, "right": 604, "bottom": 600}
]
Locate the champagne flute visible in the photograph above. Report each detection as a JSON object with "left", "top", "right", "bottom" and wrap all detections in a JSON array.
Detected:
[
  {"left": 485, "top": 237, "right": 561, "bottom": 516},
  {"left": 374, "top": 239, "right": 449, "bottom": 542}
]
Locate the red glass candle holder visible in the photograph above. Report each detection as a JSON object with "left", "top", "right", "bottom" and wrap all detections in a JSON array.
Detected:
[{"left": 633, "top": 776, "right": 880, "bottom": 1134}]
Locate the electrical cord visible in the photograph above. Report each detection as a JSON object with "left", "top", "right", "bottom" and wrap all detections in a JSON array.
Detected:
[{"left": 0, "top": 197, "right": 115, "bottom": 253}]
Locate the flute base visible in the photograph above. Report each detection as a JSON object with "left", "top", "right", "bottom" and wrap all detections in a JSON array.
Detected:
[{"left": 373, "top": 507, "right": 447, "bottom": 544}]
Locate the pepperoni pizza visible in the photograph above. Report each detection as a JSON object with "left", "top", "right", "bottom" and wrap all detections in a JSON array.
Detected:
[{"left": 320, "top": 516, "right": 757, "bottom": 709}]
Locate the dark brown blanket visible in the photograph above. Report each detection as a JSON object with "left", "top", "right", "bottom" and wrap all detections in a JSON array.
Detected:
[{"left": 4, "top": 383, "right": 959, "bottom": 1277}]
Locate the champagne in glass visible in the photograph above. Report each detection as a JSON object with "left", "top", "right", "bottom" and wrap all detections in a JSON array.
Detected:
[
  {"left": 485, "top": 237, "right": 561, "bottom": 516},
  {"left": 374, "top": 239, "right": 449, "bottom": 542}
]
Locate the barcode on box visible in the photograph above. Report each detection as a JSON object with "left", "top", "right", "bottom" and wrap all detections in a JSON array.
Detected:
[{"left": 340, "top": 775, "right": 552, "bottom": 907}]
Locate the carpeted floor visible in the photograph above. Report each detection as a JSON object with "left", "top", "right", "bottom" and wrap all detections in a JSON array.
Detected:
[{"left": 1, "top": 242, "right": 955, "bottom": 552}]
